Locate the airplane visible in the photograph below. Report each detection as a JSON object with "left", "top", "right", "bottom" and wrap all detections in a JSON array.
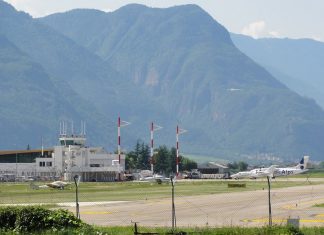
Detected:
[
  {"left": 273, "top": 156, "right": 309, "bottom": 178},
  {"left": 139, "top": 174, "right": 170, "bottom": 183},
  {"left": 30, "top": 181, "right": 71, "bottom": 190},
  {"left": 46, "top": 181, "right": 71, "bottom": 189},
  {"left": 231, "top": 165, "right": 277, "bottom": 179}
]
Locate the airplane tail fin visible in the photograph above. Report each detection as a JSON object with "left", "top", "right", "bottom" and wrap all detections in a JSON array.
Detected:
[
  {"left": 266, "top": 165, "right": 277, "bottom": 177},
  {"left": 296, "top": 156, "right": 309, "bottom": 170}
]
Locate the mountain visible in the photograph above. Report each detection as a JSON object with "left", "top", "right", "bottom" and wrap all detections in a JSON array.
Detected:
[
  {"left": 231, "top": 33, "right": 324, "bottom": 108},
  {"left": 2, "top": 1, "right": 324, "bottom": 160},
  {"left": 0, "top": 35, "right": 78, "bottom": 148},
  {"left": 39, "top": 4, "right": 324, "bottom": 160},
  {"left": 0, "top": 0, "right": 171, "bottom": 150}
]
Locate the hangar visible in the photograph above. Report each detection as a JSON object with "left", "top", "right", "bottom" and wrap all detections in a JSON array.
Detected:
[{"left": 198, "top": 162, "right": 230, "bottom": 179}]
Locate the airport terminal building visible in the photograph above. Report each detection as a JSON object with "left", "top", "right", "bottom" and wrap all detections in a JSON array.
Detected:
[{"left": 0, "top": 134, "right": 125, "bottom": 182}]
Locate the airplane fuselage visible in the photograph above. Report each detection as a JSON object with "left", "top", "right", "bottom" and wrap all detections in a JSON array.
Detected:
[{"left": 273, "top": 168, "right": 308, "bottom": 177}]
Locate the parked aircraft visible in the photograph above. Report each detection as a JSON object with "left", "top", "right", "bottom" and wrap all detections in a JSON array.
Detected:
[
  {"left": 231, "top": 156, "right": 310, "bottom": 179},
  {"left": 140, "top": 174, "right": 170, "bottom": 183},
  {"left": 231, "top": 165, "right": 277, "bottom": 179},
  {"left": 273, "top": 156, "right": 309, "bottom": 177},
  {"left": 30, "top": 181, "right": 71, "bottom": 190}
]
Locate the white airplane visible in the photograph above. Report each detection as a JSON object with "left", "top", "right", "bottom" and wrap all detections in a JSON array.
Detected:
[
  {"left": 273, "top": 156, "right": 309, "bottom": 177},
  {"left": 231, "top": 165, "right": 277, "bottom": 179},
  {"left": 30, "top": 181, "right": 71, "bottom": 190},
  {"left": 46, "top": 181, "right": 71, "bottom": 189},
  {"left": 139, "top": 174, "right": 170, "bottom": 183}
]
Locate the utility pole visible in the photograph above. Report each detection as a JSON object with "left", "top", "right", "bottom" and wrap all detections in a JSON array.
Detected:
[
  {"left": 267, "top": 176, "right": 272, "bottom": 227},
  {"left": 15, "top": 152, "right": 18, "bottom": 180},
  {"left": 74, "top": 175, "right": 80, "bottom": 219},
  {"left": 171, "top": 175, "right": 176, "bottom": 232}
]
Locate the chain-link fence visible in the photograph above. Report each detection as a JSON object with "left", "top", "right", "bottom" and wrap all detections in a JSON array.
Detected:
[{"left": 1, "top": 177, "right": 323, "bottom": 230}]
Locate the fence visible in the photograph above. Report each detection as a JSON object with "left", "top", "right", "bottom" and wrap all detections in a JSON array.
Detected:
[{"left": 0, "top": 177, "right": 323, "bottom": 230}]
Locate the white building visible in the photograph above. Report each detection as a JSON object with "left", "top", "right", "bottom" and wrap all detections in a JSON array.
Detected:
[{"left": 0, "top": 134, "right": 125, "bottom": 182}]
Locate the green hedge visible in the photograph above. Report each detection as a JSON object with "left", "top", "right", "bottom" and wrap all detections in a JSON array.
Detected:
[{"left": 0, "top": 206, "right": 85, "bottom": 232}]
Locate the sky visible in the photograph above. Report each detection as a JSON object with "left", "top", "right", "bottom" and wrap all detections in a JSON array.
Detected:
[{"left": 4, "top": 0, "right": 324, "bottom": 42}]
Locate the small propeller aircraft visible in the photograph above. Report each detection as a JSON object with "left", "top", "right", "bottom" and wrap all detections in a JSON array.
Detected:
[
  {"left": 231, "top": 165, "right": 277, "bottom": 179},
  {"left": 30, "top": 181, "right": 71, "bottom": 190}
]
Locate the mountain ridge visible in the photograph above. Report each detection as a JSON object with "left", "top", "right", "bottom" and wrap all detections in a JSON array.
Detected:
[{"left": 1, "top": 0, "right": 324, "bottom": 160}]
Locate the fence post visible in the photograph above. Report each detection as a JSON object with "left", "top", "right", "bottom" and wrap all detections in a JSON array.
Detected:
[
  {"left": 171, "top": 175, "right": 176, "bottom": 232},
  {"left": 74, "top": 175, "right": 80, "bottom": 219},
  {"left": 267, "top": 176, "right": 272, "bottom": 227}
]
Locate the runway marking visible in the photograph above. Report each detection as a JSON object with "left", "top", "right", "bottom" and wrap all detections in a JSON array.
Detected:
[
  {"left": 242, "top": 218, "right": 324, "bottom": 223},
  {"left": 81, "top": 211, "right": 114, "bottom": 215},
  {"left": 282, "top": 198, "right": 324, "bottom": 210},
  {"left": 315, "top": 214, "right": 324, "bottom": 217}
]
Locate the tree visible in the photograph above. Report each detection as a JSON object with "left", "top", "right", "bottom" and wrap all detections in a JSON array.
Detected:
[
  {"left": 136, "top": 142, "right": 150, "bottom": 170},
  {"left": 154, "top": 145, "right": 171, "bottom": 174},
  {"left": 238, "top": 161, "right": 248, "bottom": 171},
  {"left": 227, "top": 161, "right": 248, "bottom": 171},
  {"left": 126, "top": 142, "right": 197, "bottom": 174},
  {"left": 125, "top": 140, "right": 141, "bottom": 171},
  {"left": 180, "top": 157, "right": 197, "bottom": 171}
]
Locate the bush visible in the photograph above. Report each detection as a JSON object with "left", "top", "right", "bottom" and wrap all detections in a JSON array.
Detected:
[
  {"left": 44, "top": 209, "right": 84, "bottom": 230},
  {"left": 0, "top": 207, "right": 19, "bottom": 229},
  {"left": 0, "top": 206, "right": 85, "bottom": 233},
  {"left": 15, "top": 206, "right": 51, "bottom": 232}
]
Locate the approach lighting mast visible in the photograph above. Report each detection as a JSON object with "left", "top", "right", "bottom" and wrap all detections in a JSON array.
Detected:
[{"left": 117, "top": 116, "right": 130, "bottom": 180}]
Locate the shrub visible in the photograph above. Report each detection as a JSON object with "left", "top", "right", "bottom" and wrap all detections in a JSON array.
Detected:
[
  {"left": 44, "top": 209, "right": 84, "bottom": 230},
  {"left": 0, "top": 207, "right": 19, "bottom": 230},
  {"left": 15, "top": 206, "right": 51, "bottom": 232},
  {"left": 0, "top": 206, "right": 85, "bottom": 233}
]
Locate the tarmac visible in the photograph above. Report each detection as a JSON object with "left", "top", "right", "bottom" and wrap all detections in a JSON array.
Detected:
[{"left": 63, "top": 180, "right": 324, "bottom": 227}]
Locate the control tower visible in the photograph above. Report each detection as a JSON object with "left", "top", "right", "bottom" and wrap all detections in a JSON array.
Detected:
[{"left": 59, "top": 121, "right": 86, "bottom": 147}]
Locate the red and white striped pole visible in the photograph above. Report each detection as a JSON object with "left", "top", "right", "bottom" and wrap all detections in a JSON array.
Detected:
[
  {"left": 150, "top": 122, "right": 154, "bottom": 172},
  {"left": 116, "top": 116, "right": 130, "bottom": 181}
]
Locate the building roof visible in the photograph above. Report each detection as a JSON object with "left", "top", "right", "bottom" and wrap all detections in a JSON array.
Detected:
[
  {"left": 198, "top": 162, "right": 228, "bottom": 169},
  {"left": 0, "top": 149, "right": 53, "bottom": 155}
]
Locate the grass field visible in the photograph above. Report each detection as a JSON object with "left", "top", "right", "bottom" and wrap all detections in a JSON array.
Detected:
[
  {"left": 93, "top": 225, "right": 324, "bottom": 235},
  {"left": 1, "top": 225, "right": 324, "bottom": 235},
  {"left": 287, "top": 171, "right": 324, "bottom": 178},
  {"left": 314, "top": 203, "right": 324, "bottom": 207},
  {"left": 0, "top": 178, "right": 319, "bottom": 204}
]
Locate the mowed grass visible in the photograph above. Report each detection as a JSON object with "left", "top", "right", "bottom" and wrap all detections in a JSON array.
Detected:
[
  {"left": 287, "top": 170, "right": 324, "bottom": 178},
  {"left": 314, "top": 203, "right": 324, "bottom": 207},
  {"left": 94, "top": 225, "right": 324, "bottom": 235},
  {"left": 0, "top": 178, "right": 319, "bottom": 204}
]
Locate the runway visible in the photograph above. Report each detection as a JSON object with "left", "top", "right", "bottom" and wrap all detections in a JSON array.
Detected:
[{"left": 66, "top": 182, "right": 324, "bottom": 227}]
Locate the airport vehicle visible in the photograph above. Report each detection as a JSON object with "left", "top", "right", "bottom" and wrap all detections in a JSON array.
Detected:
[
  {"left": 273, "top": 156, "right": 309, "bottom": 177},
  {"left": 231, "top": 165, "right": 277, "bottom": 179}
]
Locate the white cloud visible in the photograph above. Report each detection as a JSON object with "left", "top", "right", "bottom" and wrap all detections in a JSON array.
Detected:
[
  {"left": 311, "top": 36, "right": 323, "bottom": 42},
  {"left": 241, "top": 20, "right": 280, "bottom": 39}
]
